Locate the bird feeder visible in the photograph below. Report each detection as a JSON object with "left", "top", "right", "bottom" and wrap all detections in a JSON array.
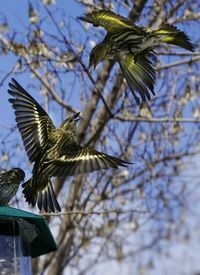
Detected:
[{"left": 0, "top": 206, "right": 57, "bottom": 274}]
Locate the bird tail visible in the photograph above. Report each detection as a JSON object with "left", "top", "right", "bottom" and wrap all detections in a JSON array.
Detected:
[
  {"left": 22, "top": 177, "right": 61, "bottom": 212},
  {"left": 151, "top": 24, "right": 195, "bottom": 52}
]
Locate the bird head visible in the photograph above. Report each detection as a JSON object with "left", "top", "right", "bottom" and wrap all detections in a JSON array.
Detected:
[
  {"left": 77, "top": 12, "right": 99, "bottom": 27},
  {"left": 89, "top": 43, "right": 106, "bottom": 69},
  {"left": 72, "top": 112, "right": 81, "bottom": 123},
  {"left": 61, "top": 112, "right": 80, "bottom": 132},
  {"left": 11, "top": 168, "right": 25, "bottom": 182}
]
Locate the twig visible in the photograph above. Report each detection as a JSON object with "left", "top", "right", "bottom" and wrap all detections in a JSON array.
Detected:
[
  {"left": 42, "top": 209, "right": 147, "bottom": 216},
  {"left": 115, "top": 116, "right": 200, "bottom": 123},
  {"left": 157, "top": 56, "right": 200, "bottom": 70},
  {"left": 28, "top": 63, "right": 77, "bottom": 113},
  {"left": 44, "top": 6, "right": 113, "bottom": 117}
]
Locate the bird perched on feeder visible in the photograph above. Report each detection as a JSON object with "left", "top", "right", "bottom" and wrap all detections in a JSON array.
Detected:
[{"left": 0, "top": 168, "right": 25, "bottom": 205}]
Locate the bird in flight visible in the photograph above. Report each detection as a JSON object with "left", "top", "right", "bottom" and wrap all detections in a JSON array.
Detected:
[
  {"left": 79, "top": 10, "right": 195, "bottom": 104},
  {"left": 8, "top": 78, "right": 131, "bottom": 212}
]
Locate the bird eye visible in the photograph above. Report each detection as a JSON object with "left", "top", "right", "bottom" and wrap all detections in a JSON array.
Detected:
[{"left": 69, "top": 118, "right": 73, "bottom": 123}]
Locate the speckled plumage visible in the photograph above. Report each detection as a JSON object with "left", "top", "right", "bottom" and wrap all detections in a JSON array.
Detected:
[
  {"left": 8, "top": 78, "right": 131, "bottom": 212},
  {"left": 79, "top": 10, "right": 195, "bottom": 104},
  {"left": 0, "top": 168, "right": 25, "bottom": 205}
]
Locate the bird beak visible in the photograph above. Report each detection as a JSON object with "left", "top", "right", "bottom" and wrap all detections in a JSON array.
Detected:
[
  {"left": 89, "top": 60, "right": 96, "bottom": 70},
  {"left": 19, "top": 172, "right": 25, "bottom": 181},
  {"left": 77, "top": 16, "right": 92, "bottom": 24},
  {"left": 73, "top": 112, "right": 80, "bottom": 123},
  {"left": 14, "top": 168, "right": 25, "bottom": 181}
]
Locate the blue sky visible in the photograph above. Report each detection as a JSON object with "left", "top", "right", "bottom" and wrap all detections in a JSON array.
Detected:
[
  {"left": 0, "top": 0, "right": 82, "bottom": 126},
  {"left": 0, "top": 2, "right": 200, "bottom": 274}
]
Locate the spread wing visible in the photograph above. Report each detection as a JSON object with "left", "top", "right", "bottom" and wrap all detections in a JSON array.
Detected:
[
  {"left": 8, "top": 78, "right": 55, "bottom": 163},
  {"left": 79, "top": 10, "right": 145, "bottom": 33},
  {"left": 118, "top": 50, "right": 157, "bottom": 104},
  {"left": 43, "top": 146, "right": 131, "bottom": 176}
]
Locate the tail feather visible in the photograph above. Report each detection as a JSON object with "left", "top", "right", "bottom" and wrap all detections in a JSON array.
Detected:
[
  {"left": 152, "top": 24, "right": 195, "bottom": 52},
  {"left": 49, "top": 181, "right": 61, "bottom": 212},
  {"left": 22, "top": 177, "right": 61, "bottom": 212},
  {"left": 22, "top": 178, "right": 37, "bottom": 207},
  {"left": 37, "top": 192, "right": 43, "bottom": 211}
]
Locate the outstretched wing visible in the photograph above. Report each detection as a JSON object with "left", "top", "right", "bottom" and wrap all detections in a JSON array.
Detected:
[
  {"left": 79, "top": 10, "right": 145, "bottom": 33},
  {"left": 43, "top": 146, "right": 132, "bottom": 176},
  {"left": 8, "top": 78, "right": 55, "bottom": 163},
  {"left": 118, "top": 50, "right": 157, "bottom": 104}
]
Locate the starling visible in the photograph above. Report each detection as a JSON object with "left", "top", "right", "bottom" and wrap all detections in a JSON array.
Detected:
[
  {"left": 0, "top": 168, "right": 25, "bottom": 205},
  {"left": 8, "top": 78, "right": 131, "bottom": 212},
  {"left": 79, "top": 10, "right": 195, "bottom": 104}
]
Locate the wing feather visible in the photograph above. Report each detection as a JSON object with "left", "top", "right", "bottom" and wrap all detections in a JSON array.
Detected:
[
  {"left": 8, "top": 78, "right": 55, "bottom": 162},
  {"left": 118, "top": 50, "right": 157, "bottom": 104},
  {"left": 43, "top": 147, "right": 131, "bottom": 177},
  {"left": 79, "top": 10, "right": 145, "bottom": 33}
]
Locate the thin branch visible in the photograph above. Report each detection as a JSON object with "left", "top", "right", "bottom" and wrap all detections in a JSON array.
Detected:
[
  {"left": 158, "top": 51, "right": 200, "bottom": 56},
  {"left": 28, "top": 63, "right": 77, "bottom": 113},
  {"left": 157, "top": 56, "right": 200, "bottom": 70},
  {"left": 44, "top": 6, "right": 113, "bottom": 117},
  {"left": 42, "top": 209, "right": 147, "bottom": 217},
  {"left": 115, "top": 116, "right": 200, "bottom": 123}
]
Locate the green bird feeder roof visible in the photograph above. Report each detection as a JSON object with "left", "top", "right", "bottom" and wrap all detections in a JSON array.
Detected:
[{"left": 0, "top": 206, "right": 57, "bottom": 257}]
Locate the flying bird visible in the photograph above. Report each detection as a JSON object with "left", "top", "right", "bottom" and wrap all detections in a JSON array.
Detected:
[
  {"left": 79, "top": 10, "right": 195, "bottom": 104},
  {"left": 8, "top": 78, "right": 131, "bottom": 212},
  {"left": 0, "top": 168, "right": 25, "bottom": 205}
]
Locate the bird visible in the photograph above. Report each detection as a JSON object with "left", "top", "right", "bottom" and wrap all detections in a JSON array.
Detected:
[
  {"left": 8, "top": 78, "right": 132, "bottom": 212},
  {"left": 0, "top": 168, "right": 25, "bottom": 205},
  {"left": 78, "top": 10, "right": 195, "bottom": 104}
]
